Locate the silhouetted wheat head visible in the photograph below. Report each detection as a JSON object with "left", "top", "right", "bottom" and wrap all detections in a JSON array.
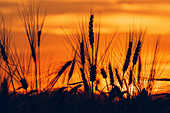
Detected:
[
  {"left": 123, "top": 39, "right": 132, "bottom": 76},
  {"left": 17, "top": 0, "right": 46, "bottom": 92},
  {"left": 0, "top": 15, "right": 16, "bottom": 92},
  {"left": 0, "top": 15, "right": 31, "bottom": 94},
  {"left": 102, "top": 29, "right": 167, "bottom": 100},
  {"left": 109, "top": 63, "right": 114, "bottom": 87},
  {"left": 55, "top": 14, "right": 167, "bottom": 103},
  {"left": 89, "top": 14, "right": 94, "bottom": 49},
  {"left": 58, "top": 13, "right": 119, "bottom": 101}
]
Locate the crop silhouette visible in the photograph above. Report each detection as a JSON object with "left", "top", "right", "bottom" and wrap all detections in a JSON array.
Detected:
[
  {"left": 0, "top": 1, "right": 169, "bottom": 113},
  {"left": 17, "top": 1, "right": 46, "bottom": 92}
]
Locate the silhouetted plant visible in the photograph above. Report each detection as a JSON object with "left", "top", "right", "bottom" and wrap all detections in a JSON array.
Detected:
[
  {"left": 47, "top": 61, "right": 72, "bottom": 90},
  {"left": 109, "top": 63, "right": 114, "bottom": 87},
  {"left": 123, "top": 36, "right": 132, "bottom": 77},
  {"left": 0, "top": 3, "right": 169, "bottom": 112},
  {"left": 17, "top": 0, "right": 46, "bottom": 92},
  {"left": 0, "top": 14, "right": 15, "bottom": 92},
  {"left": 0, "top": 78, "right": 9, "bottom": 113}
]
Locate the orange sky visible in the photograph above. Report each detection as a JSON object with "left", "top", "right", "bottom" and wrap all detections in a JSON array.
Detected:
[
  {"left": 0, "top": 0, "right": 170, "bottom": 93},
  {"left": 1, "top": 0, "right": 170, "bottom": 55},
  {"left": 1, "top": 0, "right": 170, "bottom": 34}
]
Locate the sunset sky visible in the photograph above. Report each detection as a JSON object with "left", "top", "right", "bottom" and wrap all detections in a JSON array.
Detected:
[
  {"left": 0, "top": 0, "right": 170, "bottom": 92},
  {"left": 0, "top": 0, "right": 170, "bottom": 54},
  {"left": 1, "top": 0, "right": 170, "bottom": 34}
]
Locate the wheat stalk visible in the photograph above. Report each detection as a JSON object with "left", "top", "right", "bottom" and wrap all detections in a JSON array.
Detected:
[
  {"left": 101, "top": 68, "right": 107, "bottom": 79},
  {"left": 129, "top": 70, "right": 133, "bottom": 85},
  {"left": 20, "top": 78, "right": 28, "bottom": 91},
  {"left": 17, "top": 1, "right": 38, "bottom": 91},
  {"left": 90, "top": 64, "right": 96, "bottom": 82},
  {"left": 115, "top": 68, "right": 122, "bottom": 88},
  {"left": 36, "top": 2, "right": 46, "bottom": 91},
  {"left": 138, "top": 56, "right": 141, "bottom": 84},
  {"left": 80, "top": 40, "right": 85, "bottom": 68},
  {"left": 0, "top": 15, "right": 15, "bottom": 92},
  {"left": 80, "top": 68, "right": 89, "bottom": 95},
  {"left": 101, "top": 68, "right": 109, "bottom": 91},
  {"left": 108, "top": 63, "right": 114, "bottom": 87},
  {"left": 47, "top": 61, "right": 72, "bottom": 90},
  {"left": 89, "top": 14, "right": 94, "bottom": 49},
  {"left": 132, "top": 39, "right": 141, "bottom": 67},
  {"left": 123, "top": 40, "right": 132, "bottom": 75},
  {"left": 68, "top": 57, "right": 76, "bottom": 83},
  {"left": 147, "top": 39, "right": 159, "bottom": 94}
]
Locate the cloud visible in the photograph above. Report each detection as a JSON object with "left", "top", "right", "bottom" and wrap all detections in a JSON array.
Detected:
[
  {"left": 0, "top": 1, "right": 17, "bottom": 14},
  {"left": 1, "top": 0, "right": 170, "bottom": 17},
  {"left": 116, "top": 0, "right": 170, "bottom": 4},
  {"left": 0, "top": 1, "right": 16, "bottom": 8},
  {"left": 39, "top": 0, "right": 111, "bottom": 15},
  {"left": 39, "top": 0, "right": 170, "bottom": 18},
  {"left": 1, "top": 0, "right": 170, "bottom": 35},
  {"left": 108, "top": 0, "right": 170, "bottom": 17}
]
